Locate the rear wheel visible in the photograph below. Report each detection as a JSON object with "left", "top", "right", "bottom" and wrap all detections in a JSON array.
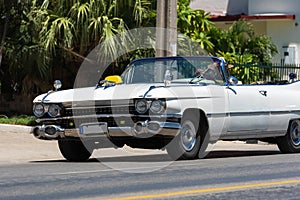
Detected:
[
  {"left": 166, "top": 112, "right": 207, "bottom": 160},
  {"left": 277, "top": 120, "right": 300, "bottom": 153},
  {"left": 58, "top": 139, "right": 92, "bottom": 162}
]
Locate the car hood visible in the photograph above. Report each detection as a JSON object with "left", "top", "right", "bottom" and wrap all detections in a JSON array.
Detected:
[{"left": 33, "top": 83, "right": 210, "bottom": 104}]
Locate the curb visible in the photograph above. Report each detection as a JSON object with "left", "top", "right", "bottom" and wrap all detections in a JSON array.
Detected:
[{"left": 0, "top": 124, "right": 33, "bottom": 133}]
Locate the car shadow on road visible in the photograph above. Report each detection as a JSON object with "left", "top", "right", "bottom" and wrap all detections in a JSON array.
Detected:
[
  {"left": 204, "top": 150, "right": 281, "bottom": 159},
  {"left": 31, "top": 150, "right": 281, "bottom": 163}
]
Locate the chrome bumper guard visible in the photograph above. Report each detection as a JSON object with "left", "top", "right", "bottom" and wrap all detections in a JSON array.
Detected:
[
  {"left": 108, "top": 121, "right": 181, "bottom": 137},
  {"left": 32, "top": 125, "right": 96, "bottom": 140},
  {"left": 32, "top": 121, "right": 181, "bottom": 140}
]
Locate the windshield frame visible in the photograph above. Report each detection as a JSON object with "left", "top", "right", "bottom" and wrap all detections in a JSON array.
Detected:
[{"left": 121, "top": 56, "right": 227, "bottom": 85}]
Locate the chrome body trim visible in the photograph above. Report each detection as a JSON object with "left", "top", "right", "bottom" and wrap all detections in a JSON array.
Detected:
[
  {"left": 36, "top": 113, "right": 182, "bottom": 123},
  {"left": 108, "top": 121, "right": 181, "bottom": 137},
  {"left": 32, "top": 120, "right": 181, "bottom": 140},
  {"left": 219, "top": 130, "right": 286, "bottom": 140}
]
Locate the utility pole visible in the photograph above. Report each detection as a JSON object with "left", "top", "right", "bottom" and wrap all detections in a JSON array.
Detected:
[{"left": 156, "top": 0, "right": 177, "bottom": 57}]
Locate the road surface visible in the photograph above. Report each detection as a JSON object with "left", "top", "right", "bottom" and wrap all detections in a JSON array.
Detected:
[{"left": 1, "top": 124, "right": 300, "bottom": 200}]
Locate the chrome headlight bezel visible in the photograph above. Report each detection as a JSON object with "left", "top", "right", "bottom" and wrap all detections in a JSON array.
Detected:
[
  {"left": 135, "top": 99, "right": 166, "bottom": 114},
  {"left": 33, "top": 103, "right": 45, "bottom": 117},
  {"left": 135, "top": 99, "right": 150, "bottom": 114},
  {"left": 150, "top": 100, "right": 166, "bottom": 114},
  {"left": 48, "top": 104, "right": 61, "bottom": 117}
]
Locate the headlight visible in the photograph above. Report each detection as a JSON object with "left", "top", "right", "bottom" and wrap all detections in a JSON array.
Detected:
[
  {"left": 135, "top": 100, "right": 149, "bottom": 114},
  {"left": 33, "top": 104, "right": 45, "bottom": 117},
  {"left": 150, "top": 100, "right": 166, "bottom": 114},
  {"left": 48, "top": 104, "right": 61, "bottom": 117}
]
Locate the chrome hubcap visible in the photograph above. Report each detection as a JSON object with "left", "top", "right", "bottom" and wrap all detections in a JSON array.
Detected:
[
  {"left": 181, "top": 121, "right": 196, "bottom": 151},
  {"left": 290, "top": 121, "right": 300, "bottom": 146}
]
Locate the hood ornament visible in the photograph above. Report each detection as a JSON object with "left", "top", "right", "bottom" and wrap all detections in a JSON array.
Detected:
[
  {"left": 164, "top": 69, "right": 172, "bottom": 87},
  {"left": 54, "top": 80, "right": 62, "bottom": 91}
]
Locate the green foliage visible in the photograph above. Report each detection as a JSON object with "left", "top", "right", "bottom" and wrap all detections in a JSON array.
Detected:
[
  {"left": 0, "top": 0, "right": 156, "bottom": 96},
  {"left": 206, "top": 20, "right": 278, "bottom": 84},
  {"left": 0, "top": 0, "right": 280, "bottom": 98},
  {"left": 0, "top": 115, "right": 37, "bottom": 126},
  {"left": 27, "top": 0, "right": 156, "bottom": 67},
  {"left": 217, "top": 52, "right": 279, "bottom": 84},
  {"left": 177, "top": 0, "right": 214, "bottom": 53},
  {"left": 217, "top": 52, "right": 257, "bottom": 83},
  {"left": 209, "top": 20, "right": 278, "bottom": 64},
  {"left": 0, "top": 0, "right": 50, "bottom": 95}
]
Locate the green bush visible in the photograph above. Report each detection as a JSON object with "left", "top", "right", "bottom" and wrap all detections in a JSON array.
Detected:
[{"left": 0, "top": 115, "right": 37, "bottom": 126}]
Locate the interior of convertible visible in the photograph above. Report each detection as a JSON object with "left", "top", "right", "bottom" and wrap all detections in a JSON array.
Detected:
[
  {"left": 105, "top": 57, "right": 299, "bottom": 86},
  {"left": 121, "top": 57, "right": 226, "bottom": 85}
]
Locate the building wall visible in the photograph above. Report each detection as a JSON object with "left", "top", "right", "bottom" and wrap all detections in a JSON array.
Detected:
[
  {"left": 249, "top": 0, "right": 300, "bottom": 15},
  {"left": 248, "top": 0, "right": 300, "bottom": 64},
  {"left": 191, "top": 0, "right": 300, "bottom": 64},
  {"left": 266, "top": 21, "right": 300, "bottom": 64},
  {"left": 190, "top": 0, "right": 248, "bottom": 15},
  {"left": 251, "top": 21, "right": 267, "bottom": 35},
  {"left": 215, "top": 21, "right": 267, "bottom": 35}
]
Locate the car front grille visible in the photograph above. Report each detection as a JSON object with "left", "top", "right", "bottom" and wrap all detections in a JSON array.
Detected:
[
  {"left": 61, "top": 102, "right": 139, "bottom": 128},
  {"left": 64, "top": 105, "right": 136, "bottom": 116}
]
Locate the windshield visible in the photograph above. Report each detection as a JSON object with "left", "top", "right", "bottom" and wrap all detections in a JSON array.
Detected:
[{"left": 121, "top": 57, "right": 225, "bottom": 85}]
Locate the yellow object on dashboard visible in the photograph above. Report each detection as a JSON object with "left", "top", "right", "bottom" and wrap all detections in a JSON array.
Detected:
[{"left": 105, "top": 75, "right": 123, "bottom": 84}]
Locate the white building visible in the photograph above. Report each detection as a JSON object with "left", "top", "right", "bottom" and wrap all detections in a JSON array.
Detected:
[{"left": 190, "top": 0, "right": 300, "bottom": 64}]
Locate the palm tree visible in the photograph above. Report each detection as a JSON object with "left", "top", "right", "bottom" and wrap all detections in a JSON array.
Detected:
[
  {"left": 0, "top": 0, "right": 48, "bottom": 95},
  {"left": 0, "top": 0, "right": 155, "bottom": 94},
  {"left": 29, "top": 0, "right": 155, "bottom": 64}
]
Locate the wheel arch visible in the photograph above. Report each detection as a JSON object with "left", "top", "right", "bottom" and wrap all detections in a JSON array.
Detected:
[
  {"left": 182, "top": 108, "right": 209, "bottom": 136},
  {"left": 283, "top": 119, "right": 300, "bottom": 137},
  {"left": 277, "top": 119, "right": 300, "bottom": 153}
]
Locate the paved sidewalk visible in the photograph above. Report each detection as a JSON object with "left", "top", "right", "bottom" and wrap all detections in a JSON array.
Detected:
[
  {"left": 0, "top": 124, "right": 280, "bottom": 164},
  {"left": 0, "top": 124, "right": 63, "bottom": 164}
]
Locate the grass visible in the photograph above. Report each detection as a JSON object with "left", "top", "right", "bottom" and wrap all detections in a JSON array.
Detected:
[{"left": 0, "top": 115, "right": 37, "bottom": 126}]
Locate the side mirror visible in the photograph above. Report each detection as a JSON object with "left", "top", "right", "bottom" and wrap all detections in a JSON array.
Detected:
[
  {"left": 289, "top": 73, "right": 297, "bottom": 82},
  {"left": 228, "top": 76, "right": 239, "bottom": 85},
  {"left": 105, "top": 75, "right": 123, "bottom": 84}
]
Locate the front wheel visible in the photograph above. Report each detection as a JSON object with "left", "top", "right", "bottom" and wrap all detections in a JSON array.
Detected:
[
  {"left": 58, "top": 139, "right": 92, "bottom": 162},
  {"left": 166, "top": 113, "right": 207, "bottom": 160},
  {"left": 277, "top": 120, "right": 300, "bottom": 153}
]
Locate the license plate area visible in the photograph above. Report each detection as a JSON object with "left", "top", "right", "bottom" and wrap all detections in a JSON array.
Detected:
[{"left": 79, "top": 122, "right": 108, "bottom": 136}]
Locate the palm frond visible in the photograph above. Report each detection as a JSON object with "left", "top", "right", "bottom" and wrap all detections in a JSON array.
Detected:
[
  {"left": 40, "top": 15, "right": 75, "bottom": 55},
  {"left": 98, "top": 16, "right": 131, "bottom": 63},
  {"left": 133, "top": 0, "right": 151, "bottom": 26},
  {"left": 89, "top": 16, "right": 103, "bottom": 41}
]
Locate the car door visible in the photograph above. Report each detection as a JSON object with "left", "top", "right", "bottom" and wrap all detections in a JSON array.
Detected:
[{"left": 226, "top": 85, "right": 270, "bottom": 133}]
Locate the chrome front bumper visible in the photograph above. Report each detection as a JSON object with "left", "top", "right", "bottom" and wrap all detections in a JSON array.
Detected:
[
  {"left": 32, "top": 121, "right": 181, "bottom": 140},
  {"left": 32, "top": 125, "right": 78, "bottom": 140}
]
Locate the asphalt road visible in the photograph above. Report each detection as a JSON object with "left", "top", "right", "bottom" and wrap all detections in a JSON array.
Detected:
[
  {"left": 1, "top": 125, "right": 300, "bottom": 200},
  {"left": 1, "top": 151, "right": 300, "bottom": 200}
]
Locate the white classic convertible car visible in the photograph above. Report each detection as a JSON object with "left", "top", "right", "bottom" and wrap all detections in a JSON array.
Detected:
[{"left": 32, "top": 56, "right": 300, "bottom": 161}]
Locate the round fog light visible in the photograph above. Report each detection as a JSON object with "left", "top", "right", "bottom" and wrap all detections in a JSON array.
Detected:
[
  {"left": 134, "top": 123, "right": 144, "bottom": 134},
  {"left": 45, "top": 126, "right": 57, "bottom": 136},
  {"left": 147, "top": 122, "right": 160, "bottom": 132}
]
